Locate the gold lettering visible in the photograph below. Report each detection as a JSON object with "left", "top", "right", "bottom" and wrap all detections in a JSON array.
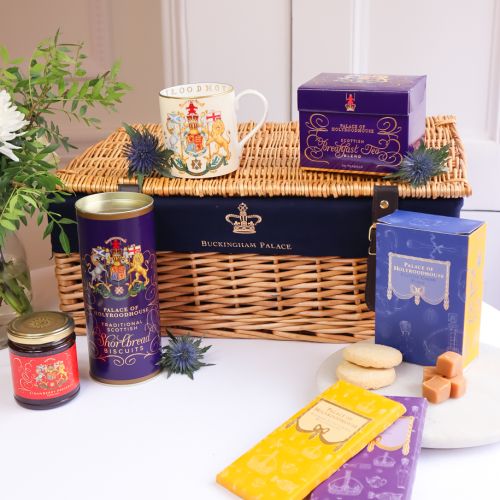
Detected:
[
  {"left": 95, "top": 332, "right": 154, "bottom": 349},
  {"left": 259, "top": 242, "right": 292, "bottom": 250}
]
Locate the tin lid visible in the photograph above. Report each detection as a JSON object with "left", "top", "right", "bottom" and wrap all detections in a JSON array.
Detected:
[
  {"left": 75, "top": 192, "right": 154, "bottom": 220},
  {"left": 297, "top": 73, "right": 426, "bottom": 115},
  {"left": 7, "top": 311, "right": 75, "bottom": 345}
]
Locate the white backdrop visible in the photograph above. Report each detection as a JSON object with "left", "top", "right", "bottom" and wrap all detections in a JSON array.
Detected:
[{"left": 5, "top": 0, "right": 499, "bottom": 307}]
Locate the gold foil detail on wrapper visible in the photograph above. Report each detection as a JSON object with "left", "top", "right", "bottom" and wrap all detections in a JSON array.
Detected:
[{"left": 288, "top": 399, "right": 370, "bottom": 448}]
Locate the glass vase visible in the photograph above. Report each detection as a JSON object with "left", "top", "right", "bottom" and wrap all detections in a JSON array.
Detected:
[{"left": 0, "top": 233, "right": 33, "bottom": 348}]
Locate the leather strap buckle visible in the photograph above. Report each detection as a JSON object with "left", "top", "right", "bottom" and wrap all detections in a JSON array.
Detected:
[
  {"left": 365, "top": 186, "right": 399, "bottom": 311},
  {"left": 368, "top": 223, "right": 377, "bottom": 242},
  {"left": 368, "top": 223, "right": 377, "bottom": 255}
]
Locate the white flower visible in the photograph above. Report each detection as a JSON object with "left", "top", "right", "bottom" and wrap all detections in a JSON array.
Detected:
[{"left": 0, "top": 89, "right": 28, "bottom": 162}]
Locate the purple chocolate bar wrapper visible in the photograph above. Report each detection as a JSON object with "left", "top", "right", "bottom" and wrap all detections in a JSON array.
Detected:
[{"left": 311, "top": 396, "right": 427, "bottom": 500}]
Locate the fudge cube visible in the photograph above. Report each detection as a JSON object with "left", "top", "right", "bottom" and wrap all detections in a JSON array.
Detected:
[
  {"left": 422, "top": 375, "right": 451, "bottom": 404},
  {"left": 449, "top": 374, "right": 467, "bottom": 398},
  {"left": 436, "top": 351, "right": 463, "bottom": 379},
  {"left": 422, "top": 366, "right": 438, "bottom": 381}
]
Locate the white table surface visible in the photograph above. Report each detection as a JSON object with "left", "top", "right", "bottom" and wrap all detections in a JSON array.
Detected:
[{"left": 1, "top": 266, "right": 500, "bottom": 500}]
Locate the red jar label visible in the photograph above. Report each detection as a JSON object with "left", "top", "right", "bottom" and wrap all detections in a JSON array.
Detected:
[{"left": 9, "top": 344, "right": 80, "bottom": 401}]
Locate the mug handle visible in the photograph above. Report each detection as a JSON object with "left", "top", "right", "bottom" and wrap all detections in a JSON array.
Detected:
[{"left": 235, "top": 89, "right": 269, "bottom": 148}]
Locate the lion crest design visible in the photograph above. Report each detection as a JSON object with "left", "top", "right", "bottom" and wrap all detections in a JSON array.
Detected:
[
  {"left": 164, "top": 100, "right": 231, "bottom": 176},
  {"left": 35, "top": 360, "right": 68, "bottom": 389},
  {"left": 85, "top": 237, "right": 150, "bottom": 299}
]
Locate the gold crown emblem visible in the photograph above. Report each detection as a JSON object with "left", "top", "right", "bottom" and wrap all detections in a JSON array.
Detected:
[{"left": 225, "top": 203, "right": 262, "bottom": 234}]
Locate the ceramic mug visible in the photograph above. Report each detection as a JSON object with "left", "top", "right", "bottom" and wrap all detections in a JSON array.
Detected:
[{"left": 159, "top": 82, "right": 268, "bottom": 178}]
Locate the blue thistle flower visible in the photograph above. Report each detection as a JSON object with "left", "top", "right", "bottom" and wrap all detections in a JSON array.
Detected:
[
  {"left": 122, "top": 123, "right": 174, "bottom": 190},
  {"left": 385, "top": 142, "right": 449, "bottom": 187},
  {"left": 157, "top": 332, "right": 214, "bottom": 379}
]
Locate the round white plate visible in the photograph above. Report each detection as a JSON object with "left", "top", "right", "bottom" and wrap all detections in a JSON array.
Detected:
[{"left": 316, "top": 342, "right": 500, "bottom": 449}]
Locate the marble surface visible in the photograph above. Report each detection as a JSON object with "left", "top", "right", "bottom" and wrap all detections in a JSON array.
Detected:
[{"left": 316, "top": 341, "right": 500, "bottom": 448}]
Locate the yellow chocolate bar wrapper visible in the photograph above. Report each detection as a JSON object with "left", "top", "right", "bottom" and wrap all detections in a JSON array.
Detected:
[{"left": 216, "top": 380, "right": 405, "bottom": 500}]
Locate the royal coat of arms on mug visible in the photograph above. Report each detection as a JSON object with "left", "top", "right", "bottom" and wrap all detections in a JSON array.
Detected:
[{"left": 159, "top": 82, "right": 268, "bottom": 178}]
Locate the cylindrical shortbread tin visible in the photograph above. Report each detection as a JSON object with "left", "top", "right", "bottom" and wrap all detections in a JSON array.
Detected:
[{"left": 75, "top": 192, "right": 161, "bottom": 384}]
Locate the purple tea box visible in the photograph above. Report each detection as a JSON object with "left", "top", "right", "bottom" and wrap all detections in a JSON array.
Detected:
[
  {"left": 311, "top": 396, "right": 427, "bottom": 500},
  {"left": 297, "top": 73, "right": 426, "bottom": 175}
]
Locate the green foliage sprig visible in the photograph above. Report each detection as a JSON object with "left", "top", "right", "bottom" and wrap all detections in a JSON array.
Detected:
[
  {"left": 0, "top": 31, "right": 130, "bottom": 316},
  {"left": 0, "top": 30, "right": 131, "bottom": 252}
]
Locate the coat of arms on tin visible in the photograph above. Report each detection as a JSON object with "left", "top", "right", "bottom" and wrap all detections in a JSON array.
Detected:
[
  {"left": 164, "top": 100, "right": 230, "bottom": 176},
  {"left": 85, "top": 237, "right": 150, "bottom": 299}
]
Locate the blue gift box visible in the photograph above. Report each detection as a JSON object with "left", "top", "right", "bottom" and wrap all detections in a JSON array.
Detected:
[{"left": 375, "top": 210, "right": 486, "bottom": 366}]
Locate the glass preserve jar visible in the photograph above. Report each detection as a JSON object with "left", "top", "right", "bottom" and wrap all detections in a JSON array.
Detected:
[
  {"left": 7, "top": 311, "right": 80, "bottom": 410},
  {"left": 0, "top": 232, "right": 33, "bottom": 349}
]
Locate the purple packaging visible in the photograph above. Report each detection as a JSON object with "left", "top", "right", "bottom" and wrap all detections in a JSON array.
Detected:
[
  {"left": 298, "top": 73, "right": 426, "bottom": 175},
  {"left": 76, "top": 192, "right": 161, "bottom": 384},
  {"left": 311, "top": 396, "right": 427, "bottom": 500}
]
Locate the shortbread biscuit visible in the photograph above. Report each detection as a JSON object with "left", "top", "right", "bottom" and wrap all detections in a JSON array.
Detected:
[
  {"left": 336, "top": 360, "right": 396, "bottom": 390},
  {"left": 343, "top": 342, "right": 402, "bottom": 369}
]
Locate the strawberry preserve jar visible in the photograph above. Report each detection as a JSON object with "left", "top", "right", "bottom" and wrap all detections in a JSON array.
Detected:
[{"left": 7, "top": 311, "right": 80, "bottom": 409}]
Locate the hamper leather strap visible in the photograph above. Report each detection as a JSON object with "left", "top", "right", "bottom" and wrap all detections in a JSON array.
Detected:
[{"left": 365, "top": 185, "right": 399, "bottom": 311}]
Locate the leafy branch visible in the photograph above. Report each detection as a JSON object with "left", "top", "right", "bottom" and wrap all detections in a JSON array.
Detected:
[
  {"left": 0, "top": 140, "right": 73, "bottom": 251},
  {"left": 0, "top": 31, "right": 130, "bottom": 315},
  {"left": 0, "top": 31, "right": 131, "bottom": 252},
  {"left": 1, "top": 30, "right": 131, "bottom": 152}
]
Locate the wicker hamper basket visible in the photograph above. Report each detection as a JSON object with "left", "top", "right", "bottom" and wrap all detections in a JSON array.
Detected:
[{"left": 54, "top": 116, "right": 470, "bottom": 342}]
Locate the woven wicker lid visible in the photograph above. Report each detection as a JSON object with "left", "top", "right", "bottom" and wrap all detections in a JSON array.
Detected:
[{"left": 56, "top": 116, "right": 471, "bottom": 199}]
